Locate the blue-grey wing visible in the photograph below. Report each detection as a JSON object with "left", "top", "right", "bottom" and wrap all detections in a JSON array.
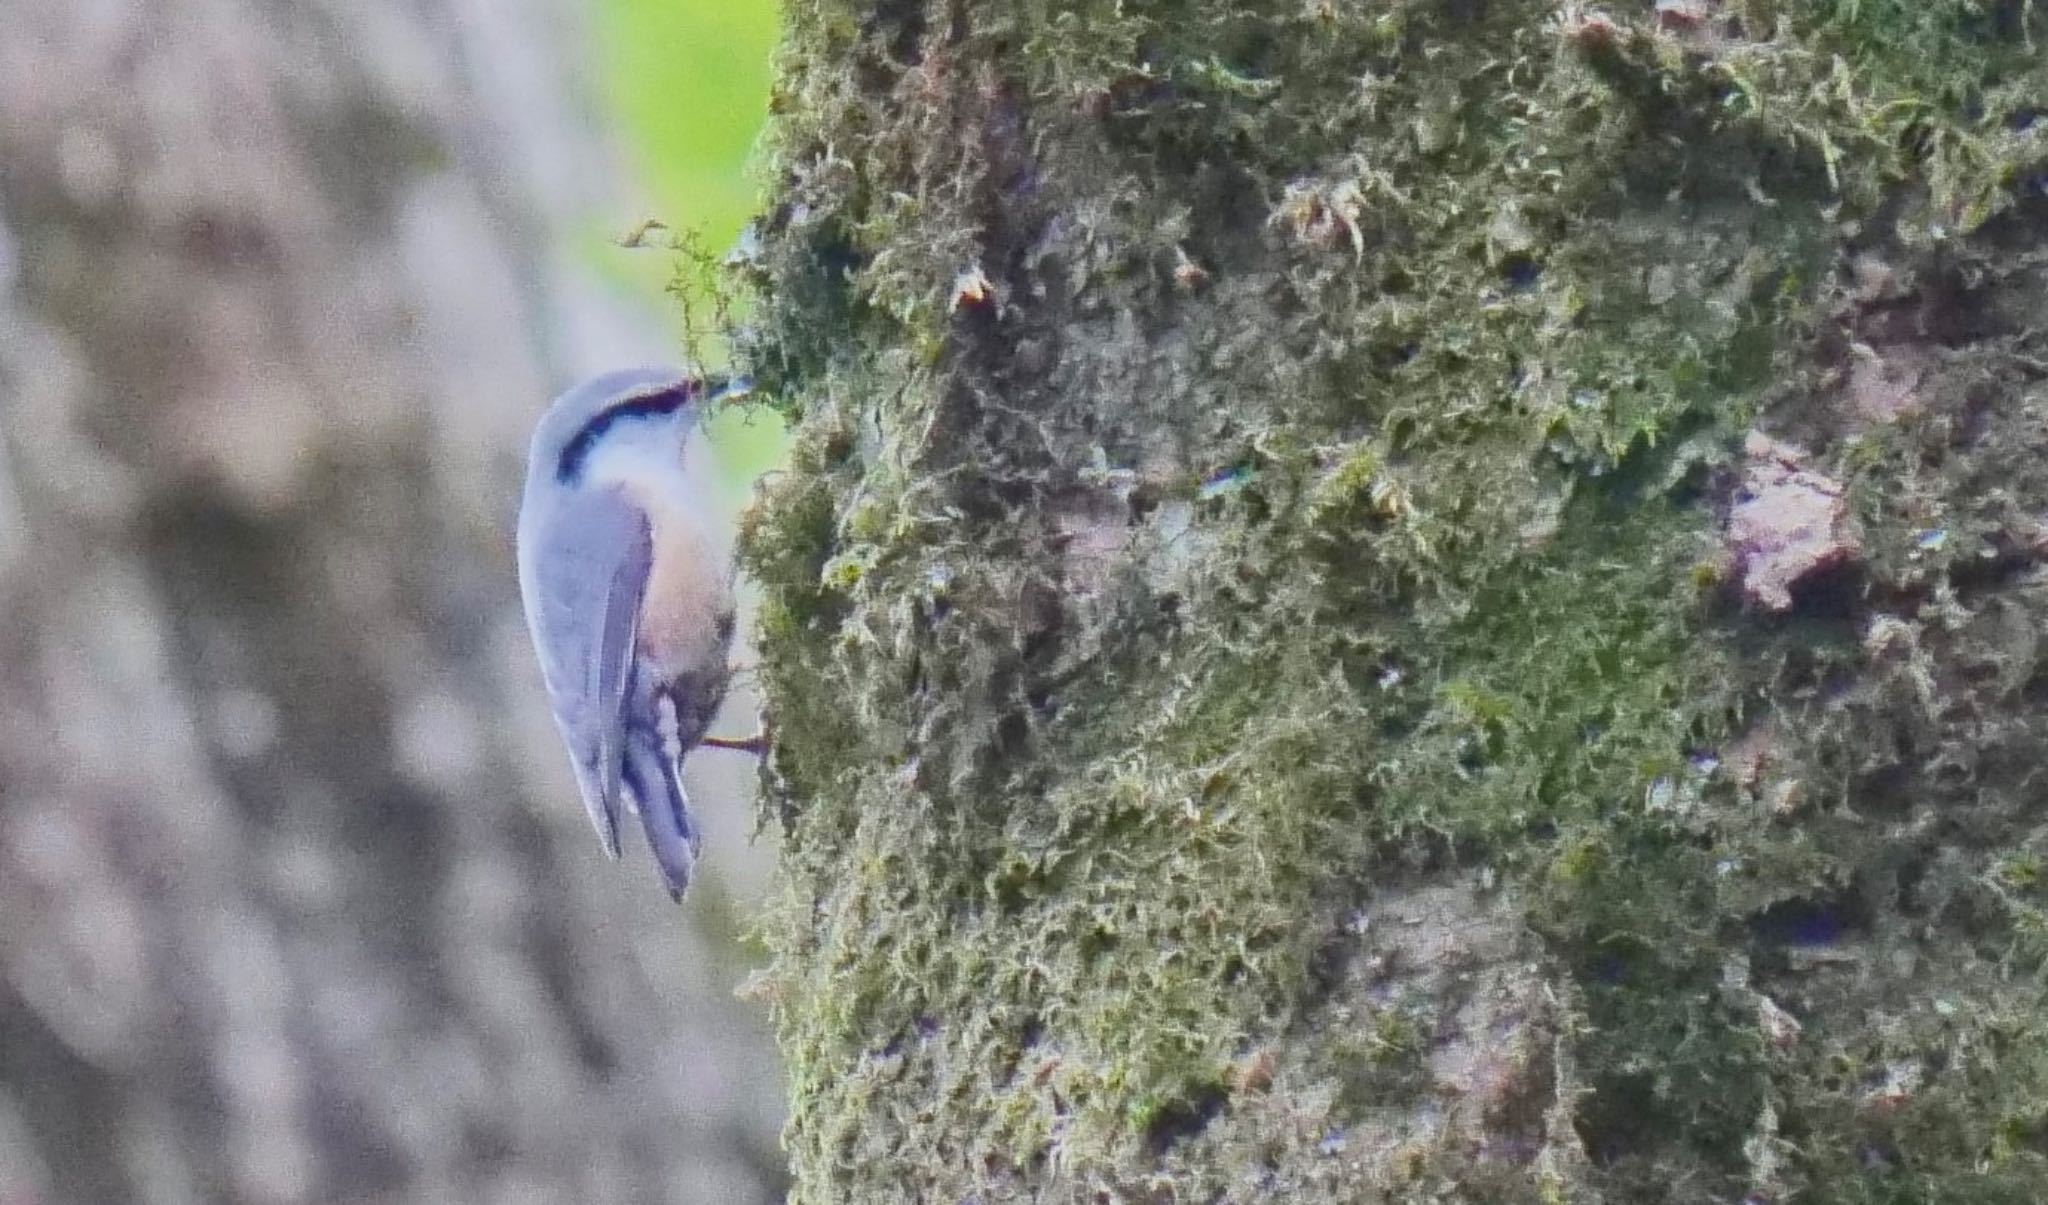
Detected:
[{"left": 517, "top": 485, "right": 651, "bottom": 859}]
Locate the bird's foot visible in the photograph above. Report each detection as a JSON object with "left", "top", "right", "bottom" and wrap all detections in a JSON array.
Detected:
[{"left": 700, "top": 730, "right": 769, "bottom": 756}]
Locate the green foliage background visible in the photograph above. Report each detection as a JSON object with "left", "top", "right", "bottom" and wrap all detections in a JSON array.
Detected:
[{"left": 593, "top": 0, "right": 785, "bottom": 488}]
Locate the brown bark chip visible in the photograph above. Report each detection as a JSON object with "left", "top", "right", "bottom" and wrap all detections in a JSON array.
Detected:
[{"left": 1730, "top": 433, "right": 1859, "bottom": 612}]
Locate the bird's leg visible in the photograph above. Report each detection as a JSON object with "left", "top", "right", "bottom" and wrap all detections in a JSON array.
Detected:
[
  {"left": 700, "top": 695, "right": 771, "bottom": 755},
  {"left": 700, "top": 731, "right": 769, "bottom": 756}
]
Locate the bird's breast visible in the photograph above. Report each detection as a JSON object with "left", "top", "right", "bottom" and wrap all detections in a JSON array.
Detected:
[{"left": 626, "top": 483, "right": 734, "bottom": 674}]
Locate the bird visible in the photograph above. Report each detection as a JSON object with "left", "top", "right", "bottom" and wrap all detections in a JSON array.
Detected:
[{"left": 517, "top": 367, "right": 762, "bottom": 900}]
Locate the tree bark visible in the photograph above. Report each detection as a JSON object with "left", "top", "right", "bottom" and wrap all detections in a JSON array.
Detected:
[
  {"left": 0, "top": 4, "right": 781, "bottom": 1202},
  {"left": 744, "top": 1, "right": 2048, "bottom": 1200}
]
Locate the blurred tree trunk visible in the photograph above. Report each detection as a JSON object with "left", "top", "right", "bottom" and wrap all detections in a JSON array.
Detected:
[
  {"left": 0, "top": 4, "right": 781, "bottom": 1203},
  {"left": 745, "top": 1, "right": 2048, "bottom": 1201}
]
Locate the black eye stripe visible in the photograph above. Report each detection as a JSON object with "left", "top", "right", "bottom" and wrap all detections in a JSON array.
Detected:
[{"left": 555, "top": 379, "right": 712, "bottom": 483}]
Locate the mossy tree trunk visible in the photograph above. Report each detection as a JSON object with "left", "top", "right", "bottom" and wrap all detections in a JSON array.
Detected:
[{"left": 739, "top": 1, "right": 2048, "bottom": 1200}]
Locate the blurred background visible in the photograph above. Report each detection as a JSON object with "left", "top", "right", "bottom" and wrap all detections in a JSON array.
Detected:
[{"left": 0, "top": 1, "right": 787, "bottom": 1201}]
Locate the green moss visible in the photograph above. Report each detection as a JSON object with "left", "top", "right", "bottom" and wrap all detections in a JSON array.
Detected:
[{"left": 734, "top": 0, "right": 2048, "bottom": 1199}]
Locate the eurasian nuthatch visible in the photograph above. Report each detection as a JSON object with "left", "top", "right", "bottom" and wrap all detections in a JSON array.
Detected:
[{"left": 517, "top": 367, "right": 759, "bottom": 900}]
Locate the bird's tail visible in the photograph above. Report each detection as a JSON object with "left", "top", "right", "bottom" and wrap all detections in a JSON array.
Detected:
[{"left": 621, "top": 722, "right": 700, "bottom": 902}]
